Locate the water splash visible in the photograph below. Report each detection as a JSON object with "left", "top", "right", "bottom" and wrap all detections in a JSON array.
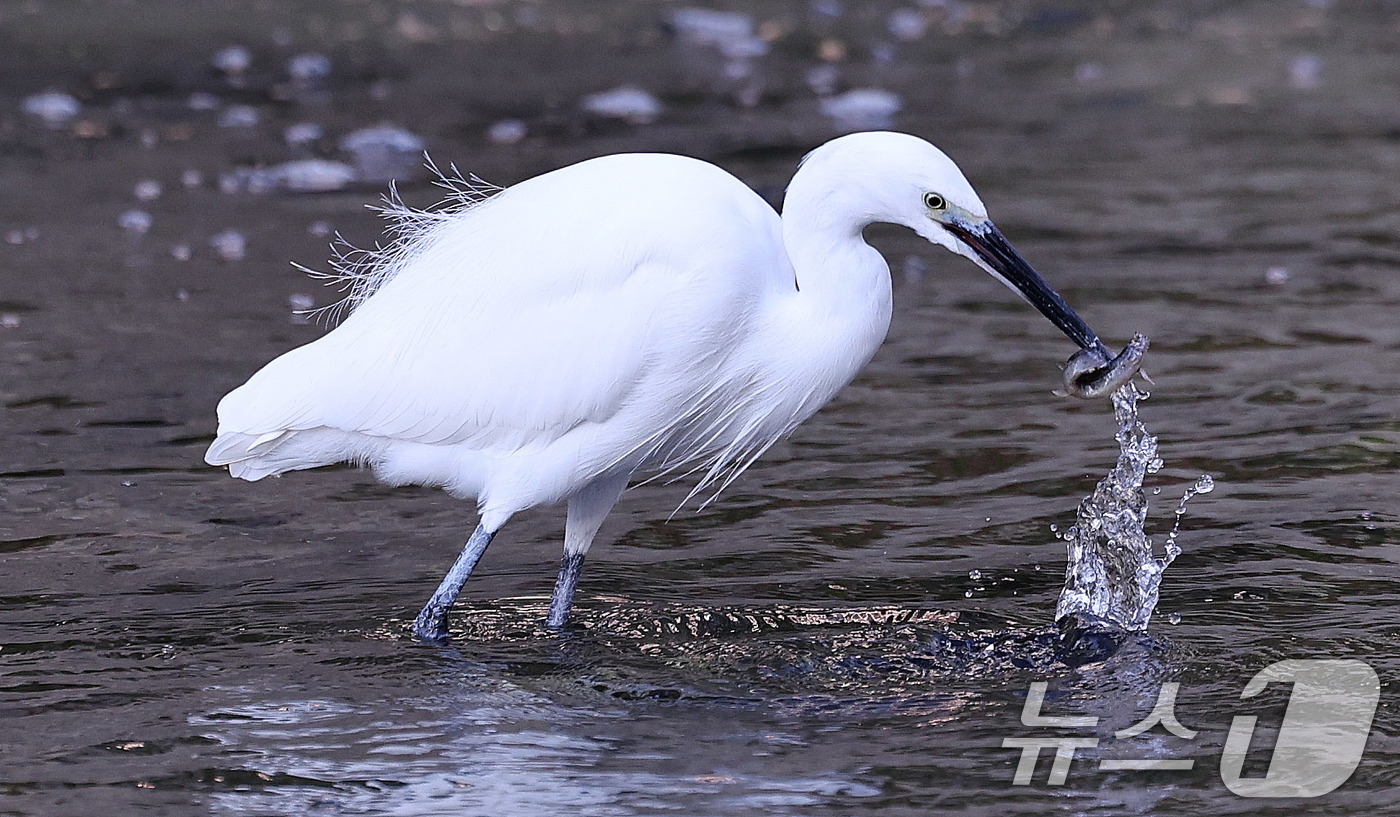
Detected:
[{"left": 1055, "top": 384, "right": 1213, "bottom": 632}]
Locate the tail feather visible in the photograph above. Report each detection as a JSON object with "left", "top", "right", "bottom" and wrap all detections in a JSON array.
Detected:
[
  {"left": 206, "top": 427, "right": 383, "bottom": 481},
  {"left": 205, "top": 430, "right": 296, "bottom": 481}
]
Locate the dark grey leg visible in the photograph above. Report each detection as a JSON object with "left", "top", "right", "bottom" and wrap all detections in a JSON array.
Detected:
[
  {"left": 546, "top": 551, "right": 587, "bottom": 629},
  {"left": 412, "top": 523, "right": 495, "bottom": 642}
]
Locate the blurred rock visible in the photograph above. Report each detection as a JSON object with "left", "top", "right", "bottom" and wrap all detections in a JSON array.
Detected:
[
  {"left": 581, "top": 86, "right": 662, "bottom": 125},
  {"left": 487, "top": 119, "right": 528, "bottom": 145},
  {"left": 670, "top": 8, "right": 753, "bottom": 45},
  {"left": 811, "top": 0, "right": 844, "bottom": 21},
  {"left": 1075, "top": 62, "right": 1105, "bottom": 84},
  {"left": 395, "top": 12, "right": 441, "bottom": 43},
  {"left": 804, "top": 63, "right": 841, "bottom": 95},
  {"left": 1289, "top": 54, "right": 1322, "bottom": 89},
  {"left": 218, "top": 104, "right": 260, "bottom": 129},
  {"left": 820, "top": 88, "right": 902, "bottom": 130},
  {"left": 669, "top": 7, "right": 769, "bottom": 60},
  {"left": 276, "top": 159, "right": 357, "bottom": 193},
  {"left": 23, "top": 91, "right": 81, "bottom": 128},
  {"left": 284, "top": 122, "right": 325, "bottom": 147},
  {"left": 220, "top": 159, "right": 356, "bottom": 194},
  {"left": 118, "top": 209, "right": 153, "bottom": 235},
  {"left": 289, "top": 293, "right": 315, "bottom": 324},
  {"left": 187, "top": 92, "right": 220, "bottom": 111},
  {"left": 134, "top": 180, "right": 162, "bottom": 202},
  {"left": 339, "top": 123, "right": 426, "bottom": 183},
  {"left": 817, "top": 38, "right": 847, "bottom": 62},
  {"left": 288, "top": 52, "right": 332, "bottom": 85},
  {"left": 212, "top": 45, "right": 252, "bottom": 76},
  {"left": 888, "top": 8, "right": 929, "bottom": 41},
  {"left": 210, "top": 229, "right": 247, "bottom": 261}
]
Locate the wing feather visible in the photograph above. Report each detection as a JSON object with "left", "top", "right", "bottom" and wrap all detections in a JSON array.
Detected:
[{"left": 210, "top": 153, "right": 788, "bottom": 478}]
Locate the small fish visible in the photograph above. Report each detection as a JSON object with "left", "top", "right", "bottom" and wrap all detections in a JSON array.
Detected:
[{"left": 1057, "top": 334, "right": 1149, "bottom": 399}]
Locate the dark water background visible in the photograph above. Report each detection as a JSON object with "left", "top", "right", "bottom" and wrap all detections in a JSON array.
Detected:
[{"left": 2, "top": 1, "right": 1398, "bottom": 814}]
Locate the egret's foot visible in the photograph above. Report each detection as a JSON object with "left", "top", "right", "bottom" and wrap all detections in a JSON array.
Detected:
[
  {"left": 411, "top": 523, "right": 497, "bottom": 643},
  {"left": 412, "top": 603, "right": 452, "bottom": 643},
  {"left": 546, "top": 552, "right": 586, "bottom": 629}
]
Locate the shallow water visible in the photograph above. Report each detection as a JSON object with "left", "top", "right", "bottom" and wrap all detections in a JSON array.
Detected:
[{"left": 3, "top": 1, "right": 1400, "bottom": 814}]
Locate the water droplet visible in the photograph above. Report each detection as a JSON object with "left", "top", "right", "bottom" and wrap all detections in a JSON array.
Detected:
[
  {"left": 968, "top": 569, "right": 981, "bottom": 581},
  {"left": 1033, "top": 564, "right": 1041, "bottom": 571},
  {"left": 1152, "top": 486, "right": 1162, "bottom": 495},
  {"left": 963, "top": 589, "right": 973, "bottom": 598},
  {"left": 1167, "top": 612, "right": 1181, "bottom": 625},
  {"left": 1194, "top": 475, "right": 1215, "bottom": 494},
  {"left": 1048, "top": 523, "right": 1058, "bottom": 533}
]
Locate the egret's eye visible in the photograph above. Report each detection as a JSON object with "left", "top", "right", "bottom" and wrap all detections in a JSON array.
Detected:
[{"left": 923, "top": 192, "right": 946, "bottom": 211}]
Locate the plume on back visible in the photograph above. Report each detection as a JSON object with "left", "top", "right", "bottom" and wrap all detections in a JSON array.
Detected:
[{"left": 206, "top": 162, "right": 508, "bottom": 479}]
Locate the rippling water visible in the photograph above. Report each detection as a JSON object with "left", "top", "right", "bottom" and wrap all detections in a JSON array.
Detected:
[{"left": 3, "top": 1, "right": 1399, "bottom": 814}]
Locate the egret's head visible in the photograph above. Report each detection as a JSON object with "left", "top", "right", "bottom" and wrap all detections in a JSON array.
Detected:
[{"left": 792, "top": 131, "right": 1107, "bottom": 356}]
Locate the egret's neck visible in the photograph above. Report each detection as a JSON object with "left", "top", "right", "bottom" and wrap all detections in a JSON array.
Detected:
[
  {"left": 766, "top": 174, "right": 894, "bottom": 414},
  {"left": 780, "top": 175, "right": 892, "bottom": 328}
]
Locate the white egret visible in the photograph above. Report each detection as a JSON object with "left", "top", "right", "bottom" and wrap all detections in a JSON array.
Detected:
[{"left": 206, "top": 131, "right": 1132, "bottom": 641}]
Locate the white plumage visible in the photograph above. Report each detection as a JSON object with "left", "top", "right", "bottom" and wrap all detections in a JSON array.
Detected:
[{"left": 206, "top": 131, "right": 1109, "bottom": 639}]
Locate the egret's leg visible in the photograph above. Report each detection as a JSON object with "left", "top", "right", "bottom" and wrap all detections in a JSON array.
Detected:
[
  {"left": 546, "top": 474, "right": 629, "bottom": 629},
  {"left": 413, "top": 523, "right": 496, "bottom": 642}
]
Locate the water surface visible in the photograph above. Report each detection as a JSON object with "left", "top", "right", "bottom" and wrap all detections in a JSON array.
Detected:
[{"left": 2, "top": 1, "right": 1399, "bottom": 814}]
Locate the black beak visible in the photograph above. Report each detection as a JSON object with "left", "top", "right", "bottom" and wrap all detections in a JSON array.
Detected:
[{"left": 944, "top": 218, "right": 1109, "bottom": 358}]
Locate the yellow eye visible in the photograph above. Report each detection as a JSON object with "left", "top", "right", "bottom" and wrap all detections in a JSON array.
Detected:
[{"left": 923, "top": 192, "right": 946, "bottom": 211}]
